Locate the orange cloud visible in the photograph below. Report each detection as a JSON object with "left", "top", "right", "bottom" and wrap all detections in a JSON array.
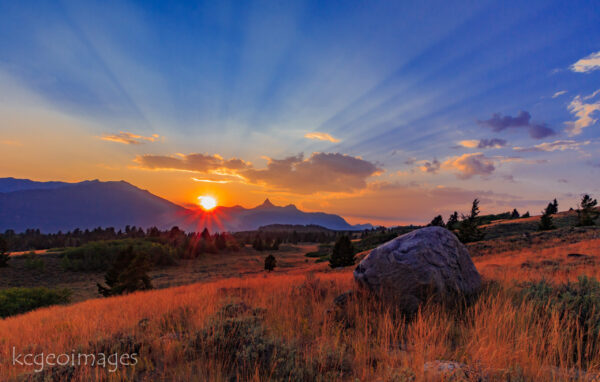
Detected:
[
  {"left": 566, "top": 90, "right": 600, "bottom": 136},
  {"left": 100, "top": 132, "right": 162, "bottom": 145},
  {"left": 570, "top": 51, "right": 600, "bottom": 73},
  {"left": 442, "top": 152, "right": 495, "bottom": 179},
  {"left": 135, "top": 151, "right": 380, "bottom": 194},
  {"left": 304, "top": 132, "right": 340, "bottom": 143}
]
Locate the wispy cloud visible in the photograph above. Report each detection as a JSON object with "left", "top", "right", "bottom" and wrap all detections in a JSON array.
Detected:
[
  {"left": 570, "top": 51, "right": 600, "bottom": 73},
  {"left": 458, "top": 138, "right": 506, "bottom": 149},
  {"left": 513, "top": 139, "right": 590, "bottom": 152},
  {"left": 135, "top": 153, "right": 250, "bottom": 172},
  {"left": 478, "top": 111, "right": 555, "bottom": 139},
  {"left": 192, "top": 178, "right": 232, "bottom": 184},
  {"left": 100, "top": 132, "right": 162, "bottom": 145},
  {"left": 552, "top": 90, "right": 567, "bottom": 98},
  {"left": 565, "top": 90, "right": 600, "bottom": 136},
  {"left": 304, "top": 132, "right": 340, "bottom": 143}
]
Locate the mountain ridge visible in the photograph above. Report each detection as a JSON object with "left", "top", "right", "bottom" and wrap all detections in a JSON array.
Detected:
[{"left": 0, "top": 178, "right": 372, "bottom": 233}]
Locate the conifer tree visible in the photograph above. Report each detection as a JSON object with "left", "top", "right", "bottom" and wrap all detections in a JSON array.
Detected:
[
  {"left": 329, "top": 235, "right": 355, "bottom": 268},
  {"left": 457, "top": 199, "right": 485, "bottom": 243},
  {"left": 577, "top": 194, "right": 599, "bottom": 226},
  {"left": 446, "top": 211, "right": 459, "bottom": 230},
  {"left": 429, "top": 215, "right": 445, "bottom": 227}
]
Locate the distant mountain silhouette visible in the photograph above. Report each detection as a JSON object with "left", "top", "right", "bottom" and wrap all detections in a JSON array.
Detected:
[{"left": 0, "top": 178, "right": 372, "bottom": 233}]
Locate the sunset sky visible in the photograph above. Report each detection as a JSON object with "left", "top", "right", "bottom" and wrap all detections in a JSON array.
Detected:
[{"left": 1, "top": 0, "right": 599, "bottom": 226}]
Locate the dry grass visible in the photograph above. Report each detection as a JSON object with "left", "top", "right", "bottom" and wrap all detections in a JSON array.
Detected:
[{"left": 2, "top": 238, "right": 600, "bottom": 380}]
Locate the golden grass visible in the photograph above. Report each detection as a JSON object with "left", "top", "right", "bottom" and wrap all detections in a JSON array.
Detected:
[{"left": 1, "top": 239, "right": 600, "bottom": 380}]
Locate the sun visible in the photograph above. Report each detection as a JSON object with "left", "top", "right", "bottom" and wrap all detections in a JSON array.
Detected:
[{"left": 198, "top": 195, "right": 217, "bottom": 211}]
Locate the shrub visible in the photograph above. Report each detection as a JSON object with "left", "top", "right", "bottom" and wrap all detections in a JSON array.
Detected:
[
  {"left": 192, "top": 303, "right": 318, "bottom": 381},
  {"left": 97, "top": 246, "right": 153, "bottom": 297},
  {"left": 61, "top": 239, "right": 176, "bottom": 272},
  {"left": 0, "top": 234, "right": 9, "bottom": 267},
  {"left": 24, "top": 252, "right": 45, "bottom": 271},
  {"left": 511, "top": 208, "right": 520, "bottom": 219},
  {"left": 264, "top": 254, "right": 276, "bottom": 272},
  {"left": 329, "top": 236, "right": 355, "bottom": 268},
  {"left": 520, "top": 276, "right": 600, "bottom": 365},
  {"left": 0, "top": 287, "right": 71, "bottom": 318}
]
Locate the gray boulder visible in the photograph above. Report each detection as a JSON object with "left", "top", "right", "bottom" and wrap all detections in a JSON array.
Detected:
[{"left": 353, "top": 226, "right": 481, "bottom": 312}]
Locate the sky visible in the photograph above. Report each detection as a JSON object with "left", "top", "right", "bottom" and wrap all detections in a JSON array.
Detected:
[{"left": 0, "top": 0, "right": 599, "bottom": 226}]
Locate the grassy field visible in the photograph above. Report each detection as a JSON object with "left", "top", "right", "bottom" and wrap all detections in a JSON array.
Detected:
[
  {"left": 1, "top": 227, "right": 600, "bottom": 380},
  {"left": 0, "top": 243, "right": 321, "bottom": 302}
]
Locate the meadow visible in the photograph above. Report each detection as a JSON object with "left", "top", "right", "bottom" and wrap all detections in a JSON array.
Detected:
[{"left": 1, "top": 225, "right": 600, "bottom": 381}]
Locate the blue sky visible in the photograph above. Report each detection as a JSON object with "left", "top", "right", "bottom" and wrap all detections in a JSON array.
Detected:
[{"left": 0, "top": 0, "right": 599, "bottom": 224}]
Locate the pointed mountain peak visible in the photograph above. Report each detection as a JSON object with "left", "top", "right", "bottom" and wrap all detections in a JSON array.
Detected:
[{"left": 260, "top": 198, "right": 275, "bottom": 207}]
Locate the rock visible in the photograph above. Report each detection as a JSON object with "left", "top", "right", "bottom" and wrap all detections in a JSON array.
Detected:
[
  {"left": 567, "top": 253, "right": 588, "bottom": 258},
  {"left": 333, "top": 290, "right": 354, "bottom": 308},
  {"left": 353, "top": 226, "right": 482, "bottom": 313},
  {"left": 423, "top": 360, "right": 468, "bottom": 379}
]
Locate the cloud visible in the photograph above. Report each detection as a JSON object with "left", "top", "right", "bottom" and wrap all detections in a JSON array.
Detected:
[
  {"left": 403, "top": 157, "right": 417, "bottom": 165},
  {"left": 442, "top": 152, "right": 495, "bottom": 179},
  {"left": 136, "top": 151, "right": 380, "bottom": 194},
  {"left": 135, "top": 153, "right": 251, "bottom": 173},
  {"left": 100, "top": 131, "right": 162, "bottom": 145},
  {"left": 571, "top": 51, "right": 600, "bottom": 73},
  {"left": 304, "top": 132, "right": 340, "bottom": 143},
  {"left": 552, "top": 90, "right": 567, "bottom": 99},
  {"left": 242, "top": 153, "right": 381, "bottom": 193},
  {"left": 418, "top": 159, "right": 440, "bottom": 173},
  {"left": 513, "top": 139, "right": 590, "bottom": 152},
  {"left": 565, "top": 90, "right": 600, "bottom": 136},
  {"left": 458, "top": 138, "right": 507, "bottom": 149},
  {"left": 478, "top": 111, "right": 556, "bottom": 139},
  {"left": 192, "top": 178, "right": 231, "bottom": 184},
  {"left": 558, "top": 178, "right": 568, "bottom": 183}
]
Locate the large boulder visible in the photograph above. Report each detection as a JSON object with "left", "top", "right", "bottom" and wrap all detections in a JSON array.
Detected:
[{"left": 353, "top": 226, "right": 481, "bottom": 312}]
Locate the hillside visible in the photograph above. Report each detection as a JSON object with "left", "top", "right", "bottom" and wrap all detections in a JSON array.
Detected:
[
  {"left": 0, "top": 180, "right": 186, "bottom": 233},
  {"left": 2, "top": 234, "right": 600, "bottom": 381}
]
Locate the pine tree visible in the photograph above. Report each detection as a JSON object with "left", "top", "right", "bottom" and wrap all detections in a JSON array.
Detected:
[
  {"left": 457, "top": 199, "right": 485, "bottom": 243},
  {"left": 539, "top": 201, "right": 557, "bottom": 230},
  {"left": 201, "top": 228, "right": 211, "bottom": 241},
  {"left": 522, "top": 211, "right": 530, "bottom": 218},
  {"left": 539, "top": 210, "right": 555, "bottom": 231},
  {"left": 551, "top": 199, "right": 559, "bottom": 214},
  {"left": 0, "top": 235, "right": 9, "bottom": 267},
  {"left": 97, "top": 246, "right": 152, "bottom": 297},
  {"left": 511, "top": 208, "right": 520, "bottom": 219},
  {"left": 446, "top": 211, "right": 459, "bottom": 230},
  {"left": 264, "top": 254, "right": 276, "bottom": 272},
  {"left": 429, "top": 215, "right": 445, "bottom": 227},
  {"left": 577, "top": 194, "right": 599, "bottom": 226},
  {"left": 329, "top": 235, "right": 355, "bottom": 268}
]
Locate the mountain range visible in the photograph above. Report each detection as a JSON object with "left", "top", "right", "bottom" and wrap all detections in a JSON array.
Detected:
[{"left": 0, "top": 178, "right": 371, "bottom": 233}]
